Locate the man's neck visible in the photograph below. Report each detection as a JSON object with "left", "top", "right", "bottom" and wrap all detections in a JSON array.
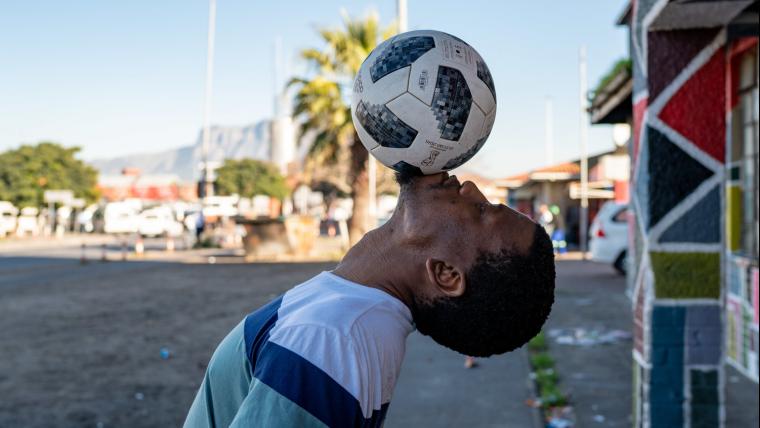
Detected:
[{"left": 332, "top": 220, "right": 417, "bottom": 309}]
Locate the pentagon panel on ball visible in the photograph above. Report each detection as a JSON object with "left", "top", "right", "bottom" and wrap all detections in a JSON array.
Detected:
[{"left": 351, "top": 29, "right": 497, "bottom": 175}]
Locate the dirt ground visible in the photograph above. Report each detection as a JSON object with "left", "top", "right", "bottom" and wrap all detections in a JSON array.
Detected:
[
  {"left": 0, "top": 256, "right": 333, "bottom": 427},
  {"left": 1, "top": 247, "right": 542, "bottom": 428}
]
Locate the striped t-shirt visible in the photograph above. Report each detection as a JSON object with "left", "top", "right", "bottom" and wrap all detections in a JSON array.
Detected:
[{"left": 184, "top": 271, "right": 414, "bottom": 428}]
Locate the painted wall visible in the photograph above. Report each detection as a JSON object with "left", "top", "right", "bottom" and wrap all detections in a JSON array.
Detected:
[
  {"left": 724, "top": 39, "right": 759, "bottom": 382},
  {"left": 629, "top": 0, "right": 728, "bottom": 426}
]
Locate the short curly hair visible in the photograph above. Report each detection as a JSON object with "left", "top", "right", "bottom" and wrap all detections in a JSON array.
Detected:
[{"left": 413, "top": 223, "right": 555, "bottom": 357}]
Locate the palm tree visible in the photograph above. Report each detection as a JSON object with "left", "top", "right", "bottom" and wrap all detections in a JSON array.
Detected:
[{"left": 290, "top": 12, "right": 395, "bottom": 245}]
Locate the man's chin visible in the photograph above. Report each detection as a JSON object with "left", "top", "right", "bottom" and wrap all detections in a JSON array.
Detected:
[{"left": 396, "top": 170, "right": 448, "bottom": 188}]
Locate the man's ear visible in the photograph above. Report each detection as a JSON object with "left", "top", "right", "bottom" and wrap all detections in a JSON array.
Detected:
[{"left": 425, "top": 258, "right": 466, "bottom": 298}]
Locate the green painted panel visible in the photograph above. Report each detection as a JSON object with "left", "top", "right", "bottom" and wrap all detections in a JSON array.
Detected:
[
  {"left": 651, "top": 252, "right": 720, "bottom": 298},
  {"left": 726, "top": 186, "right": 742, "bottom": 252}
]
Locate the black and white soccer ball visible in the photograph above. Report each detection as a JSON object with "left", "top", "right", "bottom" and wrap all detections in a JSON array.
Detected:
[{"left": 351, "top": 29, "right": 496, "bottom": 175}]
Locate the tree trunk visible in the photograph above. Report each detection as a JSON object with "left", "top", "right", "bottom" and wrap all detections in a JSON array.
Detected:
[{"left": 347, "top": 133, "right": 370, "bottom": 246}]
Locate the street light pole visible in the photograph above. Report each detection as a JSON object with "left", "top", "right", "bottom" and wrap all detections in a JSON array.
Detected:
[
  {"left": 368, "top": 0, "right": 408, "bottom": 226},
  {"left": 545, "top": 96, "right": 554, "bottom": 166},
  {"left": 201, "top": 0, "right": 217, "bottom": 199},
  {"left": 397, "top": 0, "right": 408, "bottom": 32},
  {"left": 578, "top": 45, "right": 589, "bottom": 259},
  {"left": 367, "top": 0, "right": 408, "bottom": 227}
]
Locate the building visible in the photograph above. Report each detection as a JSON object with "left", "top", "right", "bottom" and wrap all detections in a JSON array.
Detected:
[
  {"left": 497, "top": 147, "right": 630, "bottom": 246},
  {"left": 610, "top": 1, "right": 758, "bottom": 426},
  {"left": 98, "top": 168, "right": 197, "bottom": 202}
]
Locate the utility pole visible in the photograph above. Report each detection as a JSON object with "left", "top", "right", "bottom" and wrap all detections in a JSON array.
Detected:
[
  {"left": 200, "top": 0, "right": 217, "bottom": 199},
  {"left": 397, "top": 0, "right": 408, "bottom": 33},
  {"left": 368, "top": 0, "right": 408, "bottom": 226},
  {"left": 544, "top": 97, "right": 554, "bottom": 166},
  {"left": 273, "top": 37, "right": 282, "bottom": 117},
  {"left": 367, "top": 0, "right": 408, "bottom": 227},
  {"left": 578, "top": 46, "right": 589, "bottom": 259}
]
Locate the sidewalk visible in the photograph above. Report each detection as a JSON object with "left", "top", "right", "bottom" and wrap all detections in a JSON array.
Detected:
[
  {"left": 387, "top": 332, "right": 540, "bottom": 427},
  {"left": 546, "top": 260, "right": 759, "bottom": 427},
  {"left": 546, "top": 260, "right": 633, "bottom": 426}
]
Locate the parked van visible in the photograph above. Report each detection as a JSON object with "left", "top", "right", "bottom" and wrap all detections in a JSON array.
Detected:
[{"left": 138, "top": 206, "right": 184, "bottom": 237}]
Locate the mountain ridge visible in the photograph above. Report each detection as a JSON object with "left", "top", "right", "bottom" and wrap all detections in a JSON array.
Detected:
[{"left": 92, "top": 122, "right": 272, "bottom": 182}]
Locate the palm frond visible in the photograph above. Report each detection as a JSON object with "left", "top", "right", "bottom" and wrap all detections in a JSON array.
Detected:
[{"left": 290, "top": 12, "right": 391, "bottom": 168}]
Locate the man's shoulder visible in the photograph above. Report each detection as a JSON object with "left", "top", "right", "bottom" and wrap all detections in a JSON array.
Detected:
[
  {"left": 246, "top": 273, "right": 411, "bottom": 423},
  {"left": 276, "top": 272, "right": 411, "bottom": 339}
]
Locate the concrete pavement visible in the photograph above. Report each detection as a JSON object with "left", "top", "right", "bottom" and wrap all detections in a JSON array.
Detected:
[
  {"left": 387, "top": 332, "right": 539, "bottom": 427},
  {"left": 546, "top": 260, "right": 633, "bottom": 426},
  {"left": 547, "top": 260, "right": 759, "bottom": 428}
]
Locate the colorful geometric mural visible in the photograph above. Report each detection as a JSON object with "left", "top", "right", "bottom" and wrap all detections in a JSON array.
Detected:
[
  {"left": 627, "top": 0, "right": 758, "bottom": 425},
  {"left": 628, "top": 1, "right": 736, "bottom": 426}
]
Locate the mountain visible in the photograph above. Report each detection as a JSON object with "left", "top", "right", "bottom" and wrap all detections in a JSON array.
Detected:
[{"left": 93, "top": 122, "right": 272, "bottom": 182}]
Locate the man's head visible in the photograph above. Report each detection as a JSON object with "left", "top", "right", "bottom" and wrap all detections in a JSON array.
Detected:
[{"left": 393, "top": 170, "right": 555, "bottom": 357}]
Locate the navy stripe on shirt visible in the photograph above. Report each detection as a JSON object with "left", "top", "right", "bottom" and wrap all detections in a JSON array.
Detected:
[
  {"left": 243, "top": 295, "right": 283, "bottom": 368},
  {"left": 253, "top": 341, "right": 389, "bottom": 428}
]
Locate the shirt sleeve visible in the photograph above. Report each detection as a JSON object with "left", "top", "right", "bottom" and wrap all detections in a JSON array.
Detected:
[
  {"left": 236, "top": 324, "right": 390, "bottom": 428},
  {"left": 228, "top": 377, "right": 329, "bottom": 428}
]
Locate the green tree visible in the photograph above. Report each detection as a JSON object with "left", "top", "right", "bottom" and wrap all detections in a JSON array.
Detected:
[
  {"left": 215, "top": 158, "right": 289, "bottom": 200},
  {"left": 0, "top": 142, "right": 98, "bottom": 208},
  {"left": 290, "top": 12, "right": 395, "bottom": 245}
]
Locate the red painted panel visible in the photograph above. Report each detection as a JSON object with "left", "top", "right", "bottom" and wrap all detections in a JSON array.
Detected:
[{"left": 659, "top": 49, "right": 726, "bottom": 163}]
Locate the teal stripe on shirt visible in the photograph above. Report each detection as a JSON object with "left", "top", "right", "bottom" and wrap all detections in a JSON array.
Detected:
[
  {"left": 185, "top": 321, "right": 251, "bottom": 428},
  {"left": 229, "top": 379, "right": 329, "bottom": 428}
]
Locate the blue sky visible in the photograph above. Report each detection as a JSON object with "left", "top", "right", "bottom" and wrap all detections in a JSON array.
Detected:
[{"left": 0, "top": 0, "right": 628, "bottom": 178}]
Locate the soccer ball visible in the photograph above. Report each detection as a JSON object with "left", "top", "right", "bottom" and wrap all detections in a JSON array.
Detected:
[{"left": 351, "top": 30, "right": 496, "bottom": 175}]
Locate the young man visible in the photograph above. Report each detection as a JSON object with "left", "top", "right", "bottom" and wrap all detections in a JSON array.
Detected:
[{"left": 184, "top": 171, "right": 555, "bottom": 428}]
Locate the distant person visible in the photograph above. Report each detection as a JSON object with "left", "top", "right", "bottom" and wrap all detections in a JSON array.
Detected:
[
  {"left": 536, "top": 204, "right": 556, "bottom": 237},
  {"left": 195, "top": 210, "right": 205, "bottom": 243},
  {"left": 549, "top": 205, "right": 567, "bottom": 254},
  {"left": 184, "top": 172, "right": 555, "bottom": 427},
  {"left": 565, "top": 206, "right": 580, "bottom": 247}
]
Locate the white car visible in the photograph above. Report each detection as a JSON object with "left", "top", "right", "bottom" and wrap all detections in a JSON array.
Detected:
[
  {"left": 138, "top": 207, "right": 184, "bottom": 237},
  {"left": 0, "top": 201, "right": 18, "bottom": 237},
  {"left": 16, "top": 207, "right": 41, "bottom": 237},
  {"left": 589, "top": 201, "right": 629, "bottom": 274},
  {"left": 202, "top": 195, "right": 239, "bottom": 219},
  {"left": 103, "top": 202, "right": 140, "bottom": 234}
]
